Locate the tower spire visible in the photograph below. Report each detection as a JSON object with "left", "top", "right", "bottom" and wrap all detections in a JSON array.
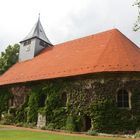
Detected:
[
  {"left": 19, "top": 16, "right": 52, "bottom": 62},
  {"left": 20, "top": 16, "right": 52, "bottom": 45}
]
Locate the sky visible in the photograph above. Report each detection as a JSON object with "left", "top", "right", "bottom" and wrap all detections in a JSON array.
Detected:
[{"left": 0, "top": 0, "right": 139, "bottom": 52}]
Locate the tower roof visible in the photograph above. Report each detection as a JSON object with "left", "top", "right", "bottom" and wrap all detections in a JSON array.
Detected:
[
  {"left": 20, "top": 17, "right": 52, "bottom": 45},
  {"left": 1, "top": 29, "right": 140, "bottom": 85}
]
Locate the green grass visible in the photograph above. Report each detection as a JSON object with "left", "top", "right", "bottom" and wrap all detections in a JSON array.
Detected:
[{"left": 0, "top": 129, "right": 122, "bottom": 140}]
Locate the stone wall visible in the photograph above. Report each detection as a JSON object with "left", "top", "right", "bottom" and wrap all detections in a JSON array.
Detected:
[
  {"left": 9, "top": 86, "right": 30, "bottom": 108},
  {"left": 65, "top": 74, "right": 140, "bottom": 132},
  {"left": 37, "top": 113, "right": 46, "bottom": 128},
  {"left": 7, "top": 73, "right": 140, "bottom": 133}
]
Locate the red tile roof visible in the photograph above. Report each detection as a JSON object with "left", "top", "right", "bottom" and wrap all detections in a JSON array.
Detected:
[{"left": 0, "top": 28, "right": 140, "bottom": 85}]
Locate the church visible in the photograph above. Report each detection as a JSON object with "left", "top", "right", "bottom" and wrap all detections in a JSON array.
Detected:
[{"left": 0, "top": 17, "right": 140, "bottom": 133}]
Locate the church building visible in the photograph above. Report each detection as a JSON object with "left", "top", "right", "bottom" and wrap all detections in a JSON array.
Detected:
[{"left": 0, "top": 17, "right": 140, "bottom": 133}]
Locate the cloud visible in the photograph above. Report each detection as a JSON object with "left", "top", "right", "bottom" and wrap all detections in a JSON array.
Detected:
[{"left": 0, "top": 0, "right": 140, "bottom": 52}]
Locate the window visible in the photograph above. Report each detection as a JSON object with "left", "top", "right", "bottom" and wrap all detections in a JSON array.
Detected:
[
  {"left": 40, "top": 41, "right": 47, "bottom": 47},
  {"left": 23, "top": 40, "right": 31, "bottom": 46},
  {"left": 117, "top": 89, "right": 130, "bottom": 108}
]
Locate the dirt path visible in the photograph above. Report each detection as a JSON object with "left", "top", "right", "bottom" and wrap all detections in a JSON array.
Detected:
[{"left": 0, "top": 125, "right": 136, "bottom": 140}]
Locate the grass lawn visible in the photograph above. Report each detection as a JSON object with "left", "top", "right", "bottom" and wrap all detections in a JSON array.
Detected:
[{"left": 0, "top": 129, "right": 124, "bottom": 140}]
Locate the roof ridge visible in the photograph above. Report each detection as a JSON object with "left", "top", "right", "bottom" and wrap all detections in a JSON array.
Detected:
[
  {"left": 114, "top": 29, "right": 140, "bottom": 50},
  {"left": 95, "top": 29, "right": 115, "bottom": 66},
  {"left": 116, "top": 31, "right": 138, "bottom": 70},
  {"left": 54, "top": 28, "right": 118, "bottom": 47}
]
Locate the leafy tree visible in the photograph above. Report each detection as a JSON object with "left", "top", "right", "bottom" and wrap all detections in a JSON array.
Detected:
[
  {"left": 133, "top": 0, "right": 140, "bottom": 31},
  {"left": 0, "top": 44, "right": 19, "bottom": 74}
]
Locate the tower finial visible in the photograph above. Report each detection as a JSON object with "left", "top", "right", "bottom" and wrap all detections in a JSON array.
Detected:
[{"left": 38, "top": 13, "right": 40, "bottom": 20}]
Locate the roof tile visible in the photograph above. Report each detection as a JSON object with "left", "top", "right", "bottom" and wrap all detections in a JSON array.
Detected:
[{"left": 0, "top": 28, "right": 140, "bottom": 85}]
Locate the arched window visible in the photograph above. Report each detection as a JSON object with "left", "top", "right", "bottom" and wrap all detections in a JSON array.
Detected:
[{"left": 117, "top": 89, "right": 130, "bottom": 108}]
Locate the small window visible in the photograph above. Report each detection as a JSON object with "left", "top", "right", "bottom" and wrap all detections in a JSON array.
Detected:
[
  {"left": 23, "top": 40, "right": 31, "bottom": 46},
  {"left": 40, "top": 41, "right": 47, "bottom": 47},
  {"left": 117, "top": 89, "right": 130, "bottom": 108}
]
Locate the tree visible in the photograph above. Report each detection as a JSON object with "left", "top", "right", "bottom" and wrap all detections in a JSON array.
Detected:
[
  {"left": 0, "top": 44, "right": 19, "bottom": 74},
  {"left": 133, "top": 0, "right": 140, "bottom": 31}
]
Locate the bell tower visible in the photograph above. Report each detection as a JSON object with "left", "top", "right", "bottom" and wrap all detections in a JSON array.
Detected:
[{"left": 19, "top": 16, "right": 52, "bottom": 62}]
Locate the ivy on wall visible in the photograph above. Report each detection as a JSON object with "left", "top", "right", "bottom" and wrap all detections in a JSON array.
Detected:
[
  {"left": 0, "top": 87, "right": 11, "bottom": 117},
  {"left": 1, "top": 75, "right": 140, "bottom": 134},
  {"left": 64, "top": 79, "right": 140, "bottom": 133}
]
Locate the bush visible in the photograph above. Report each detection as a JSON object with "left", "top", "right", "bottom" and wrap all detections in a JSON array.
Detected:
[
  {"left": 90, "top": 99, "right": 121, "bottom": 133},
  {"left": 41, "top": 126, "right": 46, "bottom": 130},
  {"left": 46, "top": 123, "right": 55, "bottom": 130},
  {"left": 66, "top": 116, "right": 76, "bottom": 132},
  {"left": 135, "top": 130, "right": 140, "bottom": 138},
  {"left": 15, "top": 122, "right": 24, "bottom": 127},
  {"left": 2, "top": 113, "right": 14, "bottom": 124},
  {"left": 28, "top": 122, "right": 36, "bottom": 128},
  {"left": 18, "top": 122, "right": 36, "bottom": 128},
  {"left": 15, "top": 96, "right": 29, "bottom": 124},
  {"left": 27, "top": 91, "right": 40, "bottom": 123},
  {"left": 86, "top": 129, "right": 98, "bottom": 136}
]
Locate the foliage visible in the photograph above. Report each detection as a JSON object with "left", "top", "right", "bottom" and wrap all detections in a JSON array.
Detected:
[
  {"left": 2, "top": 76, "right": 140, "bottom": 134},
  {"left": 15, "top": 96, "right": 29, "bottom": 123},
  {"left": 38, "top": 107, "right": 46, "bottom": 115},
  {"left": 86, "top": 129, "right": 98, "bottom": 136},
  {"left": 15, "top": 122, "right": 24, "bottom": 127},
  {"left": 0, "top": 44, "right": 19, "bottom": 74},
  {"left": 133, "top": 1, "right": 140, "bottom": 31},
  {"left": 26, "top": 81, "right": 67, "bottom": 127},
  {"left": 132, "top": 0, "right": 140, "bottom": 31},
  {"left": 66, "top": 79, "right": 140, "bottom": 133},
  {"left": 0, "top": 44, "right": 19, "bottom": 122},
  {"left": 46, "top": 123, "right": 55, "bottom": 130},
  {"left": 135, "top": 130, "right": 140, "bottom": 138},
  {"left": 0, "top": 87, "right": 11, "bottom": 116},
  {"left": 2, "top": 113, "right": 14, "bottom": 125},
  {"left": 66, "top": 116, "right": 76, "bottom": 132},
  {"left": 42, "top": 81, "right": 68, "bottom": 129},
  {"left": 90, "top": 99, "right": 119, "bottom": 133},
  {"left": 89, "top": 98, "right": 134, "bottom": 133},
  {"left": 27, "top": 85, "right": 42, "bottom": 123}
]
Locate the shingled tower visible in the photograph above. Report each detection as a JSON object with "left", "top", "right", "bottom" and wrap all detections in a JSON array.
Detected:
[{"left": 19, "top": 16, "right": 52, "bottom": 62}]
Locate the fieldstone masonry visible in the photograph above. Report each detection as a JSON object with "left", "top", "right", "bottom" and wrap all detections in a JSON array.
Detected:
[{"left": 37, "top": 113, "right": 46, "bottom": 128}]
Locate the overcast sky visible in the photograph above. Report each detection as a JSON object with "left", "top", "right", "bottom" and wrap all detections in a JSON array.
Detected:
[{"left": 0, "top": 0, "right": 139, "bottom": 52}]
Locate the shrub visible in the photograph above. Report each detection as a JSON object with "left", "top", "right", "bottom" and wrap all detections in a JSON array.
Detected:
[
  {"left": 15, "top": 96, "right": 29, "bottom": 123},
  {"left": 15, "top": 122, "right": 24, "bottom": 127},
  {"left": 41, "top": 126, "right": 46, "bottom": 130},
  {"left": 66, "top": 116, "right": 76, "bottom": 132},
  {"left": 46, "top": 123, "right": 55, "bottom": 130},
  {"left": 2, "top": 113, "right": 14, "bottom": 124},
  {"left": 27, "top": 91, "right": 40, "bottom": 123},
  {"left": 86, "top": 129, "right": 98, "bottom": 136}
]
